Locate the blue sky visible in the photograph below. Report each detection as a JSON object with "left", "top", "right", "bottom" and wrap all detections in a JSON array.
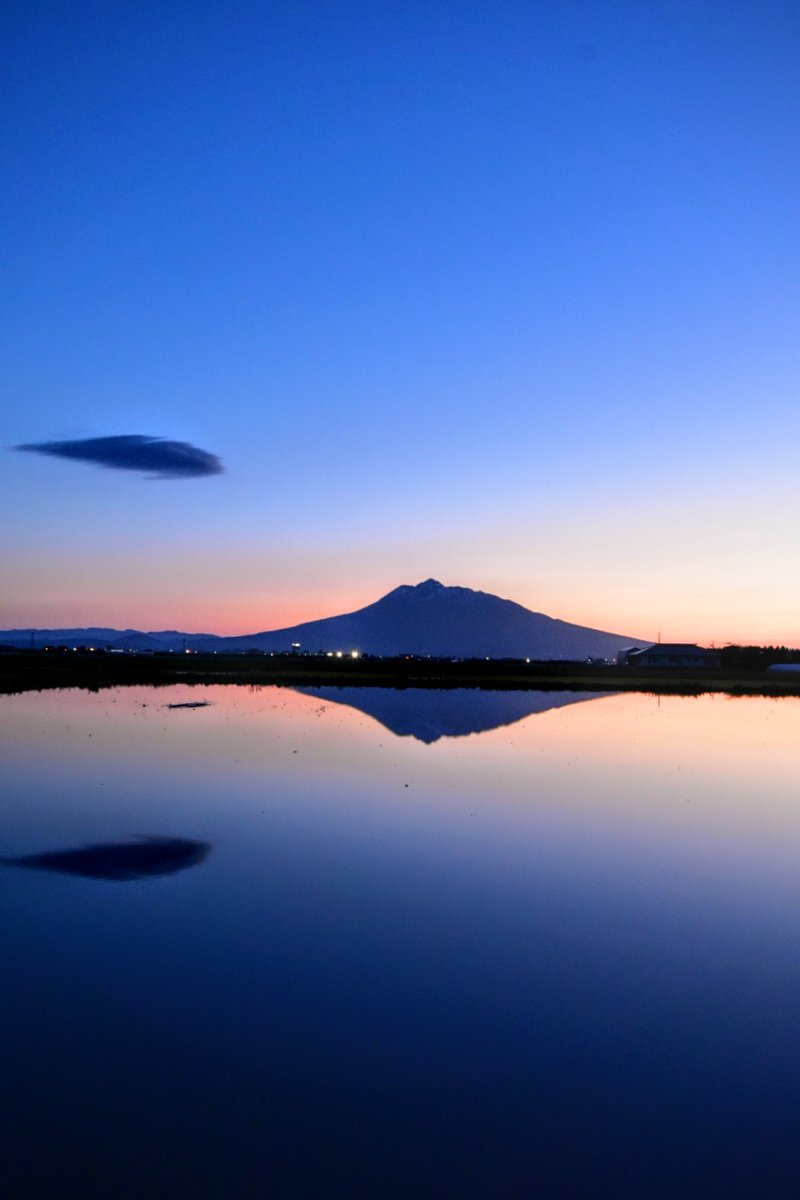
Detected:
[{"left": 3, "top": 1, "right": 799, "bottom": 641}]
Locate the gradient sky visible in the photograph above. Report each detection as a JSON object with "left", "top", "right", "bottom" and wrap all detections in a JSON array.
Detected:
[{"left": 3, "top": 1, "right": 799, "bottom": 643}]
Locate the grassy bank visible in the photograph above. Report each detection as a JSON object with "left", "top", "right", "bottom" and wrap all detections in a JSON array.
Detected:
[{"left": 2, "top": 650, "right": 799, "bottom": 698}]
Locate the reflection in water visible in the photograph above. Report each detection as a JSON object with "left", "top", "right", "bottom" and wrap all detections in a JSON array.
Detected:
[
  {"left": 6, "top": 687, "right": 800, "bottom": 1195},
  {"left": 294, "top": 685, "right": 612, "bottom": 742},
  {"left": 2, "top": 836, "right": 210, "bottom": 881}
]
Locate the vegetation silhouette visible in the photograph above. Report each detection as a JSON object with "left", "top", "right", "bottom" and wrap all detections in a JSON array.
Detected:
[
  {"left": 4, "top": 649, "right": 800, "bottom": 698},
  {"left": 3, "top": 836, "right": 210, "bottom": 882}
]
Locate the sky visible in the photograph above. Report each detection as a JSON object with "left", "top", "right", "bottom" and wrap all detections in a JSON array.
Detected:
[{"left": 2, "top": 0, "right": 799, "bottom": 644}]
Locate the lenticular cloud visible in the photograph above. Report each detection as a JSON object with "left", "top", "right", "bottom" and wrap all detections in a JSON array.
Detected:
[{"left": 15, "top": 435, "right": 224, "bottom": 479}]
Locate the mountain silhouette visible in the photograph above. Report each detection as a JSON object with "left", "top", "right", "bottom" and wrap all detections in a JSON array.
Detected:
[
  {"left": 294, "top": 685, "right": 613, "bottom": 743},
  {"left": 1, "top": 579, "right": 646, "bottom": 660},
  {"left": 222, "top": 579, "right": 644, "bottom": 660}
]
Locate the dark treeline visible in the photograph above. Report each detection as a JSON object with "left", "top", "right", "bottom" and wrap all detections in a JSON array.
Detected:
[
  {"left": 719, "top": 645, "right": 800, "bottom": 668},
  {"left": 3, "top": 647, "right": 800, "bottom": 698}
]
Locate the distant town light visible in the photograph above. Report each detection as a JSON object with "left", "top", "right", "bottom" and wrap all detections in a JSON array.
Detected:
[
  {"left": 326, "top": 651, "right": 333, "bottom": 657},
  {"left": 350, "top": 650, "right": 359, "bottom": 659},
  {"left": 336, "top": 651, "right": 343, "bottom": 658}
]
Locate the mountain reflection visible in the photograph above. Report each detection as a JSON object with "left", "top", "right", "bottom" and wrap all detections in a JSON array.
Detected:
[
  {"left": 294, "top": 687, "right": 612, "bottom": 743},
  {"left": 3, "top": 836, "right": 210, "bottom": 882}
]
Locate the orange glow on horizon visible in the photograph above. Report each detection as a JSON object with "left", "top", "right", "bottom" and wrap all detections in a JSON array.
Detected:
[
  {"left": 4, "top": 586, "right": 800, "bottom": 648},
  {"left": 3, "top": 552, "right": 800, "bottom": 648}
]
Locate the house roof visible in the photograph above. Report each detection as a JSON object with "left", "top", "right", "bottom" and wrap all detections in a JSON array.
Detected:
[{"left": 633, "top": 643, "right": 713, "bottom": 655}]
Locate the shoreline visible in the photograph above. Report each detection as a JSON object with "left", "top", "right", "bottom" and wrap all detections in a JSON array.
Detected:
[{"left": 2, "top": 650, "right": 800, "bottom": 699}]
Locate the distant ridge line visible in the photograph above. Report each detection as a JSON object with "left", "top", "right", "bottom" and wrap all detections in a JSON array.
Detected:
[{"left": 0, "top": 579, "right": 648, "bottom": 662}]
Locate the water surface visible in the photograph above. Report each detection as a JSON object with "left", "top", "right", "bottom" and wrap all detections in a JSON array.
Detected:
[{"left": 3, "top": 685, "right": 800, "bottom": 1197}]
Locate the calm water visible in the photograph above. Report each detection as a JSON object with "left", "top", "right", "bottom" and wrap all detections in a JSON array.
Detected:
[{"left": 4, "top": 684, "right": 800, "bottom": 1197}]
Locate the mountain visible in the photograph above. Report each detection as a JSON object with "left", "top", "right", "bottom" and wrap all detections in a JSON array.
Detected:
[
  {"left": 294, "top": 686, "right": 614, "bottom": 743},
  {"left": 0, "top": 579, "right": 647, "bottom": 660},
  {"left": 0, "top": 627, "right": 140, "bottom": 647},
  {"left": 217, "top": 578, "right": 645, "bottom": 660},
  {"left": 0, "top": 627, "right": 223, "bottom": 652}
]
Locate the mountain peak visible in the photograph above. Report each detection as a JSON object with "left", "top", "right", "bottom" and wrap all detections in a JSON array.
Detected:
[
  {"left": 403, "top": 578, "right": 487, "bottom": 605},
  {"left": 385, "top": 578, "right": 448, "bottom": 601}
]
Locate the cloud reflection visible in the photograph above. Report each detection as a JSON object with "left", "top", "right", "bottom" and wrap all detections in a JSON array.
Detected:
[{"left": 3, "top": 836, "right": 211, "bottom": 881}]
